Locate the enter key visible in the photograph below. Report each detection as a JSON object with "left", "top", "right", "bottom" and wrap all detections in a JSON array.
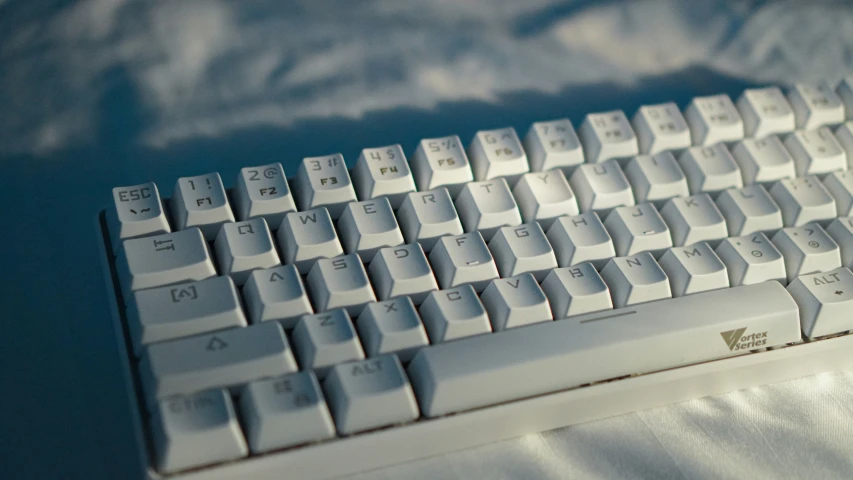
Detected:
[{"left": 787, "top": 266, "right": 853, "bottom": 338}]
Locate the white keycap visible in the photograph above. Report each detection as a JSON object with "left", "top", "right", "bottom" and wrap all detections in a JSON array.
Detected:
[
  {"left": 545, "top": 213, "right": 615, "bottom": 269},
  {"left": 771, "top": 224, "right": 841, "bottom": 282},
  {"left": 323, "top": 355, "right": 419, "bottom": 435},
  {"left": 293, "top": 154, "right": 357, "bottom": 219},
  {"left": 822, "top": 170, "right": 853, "bottom": 216},
  {"left": 418, "top": 285, "right": 492, "bottom": 343},
  {"left": 834, "top": 122, "right": 853, "bottom": 169},
  {"left": 151, "top": 389, "right": 248, "bottom": 473},
  {"left": 351, "top": 144, "right": 416, "bottom": 209},
  {"left": 306, "top": 254, "right": 376, "bottom": 317},
  {"left": 487, "top": 223, "right": 557, "bottom": 281},
  {"left": 429, "top": 232, "right": 499, "bottom": 293},
  {"left": 623, "top": 152, "right": 689, "bottom": 207},
  {"left": 730, "top": 136, "right": 796, "bottom": 185},
  {"left": 736, "top": 87, "right": 795, "bottom": 138},
  {"left": 632, "top": 102, "right": 692, "bottom": 154},
  {"left": 411, "top": 135, "right": 474, "bottom": 197},
  {"left": 659, "top": 194, "right": 728, "bottom": 247},
  {"left": 827, "top": 217, "right": 853, "bottom": 267},
  {"left": 715, "top": 185, "right": 783, "bottom": 236},
  {"left": 109, "top": 182, "right": 170, "bottom": 250},
  {"left": 600, "top": 252, "right": 671, "bottom": 307},
  {"left": 233, "top": 163, "right": 297, "bottom": 227},
  {"left": 291, "top": 309, "right": 365, "bottom": 378},
  {"left": 481, "top": 273, "right": 553, "bottom": 331},
  {"left": 579, "top": 110, "right": 639, "bottom": 163},
  {"left": 837, "top": 77, "right": 853, "bottom": 121},
  {"left": 788, "top": 82, "right": 845, "bottom": 130},
  {"left": 784, "top": 127, "right": 847, "bottom": 176},
  {"left": 455, "top": 178, "right": 522, "bottom": 241},
  {"left": 239, "top": 372, "right": 335, "bottom": 453},
  {"left": 368, "top": 244, "right": 438, "bottom": 305},
  {"left": 678, "top": 144, "right": 743, "bottom": 195},
  {"left": 684, "top": 94, "right": 744, "bottom": 146},
  {"left": 603, "top": 203, "right": 672, "bottom": 257},
  {"left": 276, "top": 208, "right": 344, "bottom": 274},
  {"left": 396, "top": 188, "right": 464, "bottom": 252},
  {"left": 171, "top": 173, "right": 235, "bottom": 240},
  {"left": 355, "top": 297, "right": 429, "bottom": 362},
  {"left": 512, "top": 170, "right": 579, "bottom": 228},
  {"left": 523, "top": 119, "right": 585, "bottom": 172},
  {"left": 467, "top": 127, "right": 530, "bottom": 182},
  {"left": 242, "top": 265, "right": 313, "bottom": 329},
  {"left": 788, "top": 267, "right": 853, "bottom": 338},
  {"left": 715, "top": 232, "right": 786, "bottom": 286},
  {"left": 658, "top": 242, "right": 729, "bottom": 297},
  {"left": 213, "top": 218, "right": 280, "bottom": 285},
  {"left": 541, "top": 263, "right": 613, "bottom": 318},
  {"left": 337, "top": 197, "right": 404, "bottom": 263},
  {"left": 769, "top": 176, "right": 837, "bottom": 227},
  {"left": 569, "top": 160, "right": 635, "bottom": 213}
]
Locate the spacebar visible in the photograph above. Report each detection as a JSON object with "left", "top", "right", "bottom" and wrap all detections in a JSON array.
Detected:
[{"left": 407, "top": 282, "right": 801, "bottom": 418}]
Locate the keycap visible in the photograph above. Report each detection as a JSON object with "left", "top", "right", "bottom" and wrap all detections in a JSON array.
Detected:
[
  {"left": 834, "top": 122, "right": 853, "bottom": 169},
  {"left": 429, "top": 232, "right": 499, "bottom": 292},
  {"left": 467, "top": 127, "right": 530, "bottom": 183},
  {"left": 545, "top": 213, "right": 615, "bottom": 269},
  {"left": 407, "top": 281, "right": 800, "bottom": 418},
  {"left": 351, "top": 144, "right": 416, "bottom": 209},
  {"left": 569, "top": 160, "right": 635, "bottom": 213},
  {"left": 736, "top": 87, "right": 795, "bottom": 138},
  {"left": 396, "top": 188, "right": 464, "bottom": 252},
  {"left": 771, "top": 224, "right": 841, "bottom": 282},
  {"left": 784, "top": 127, "right": 847, "bottom": 176},
  {"left": 276, "top": 208, "right": 344, "bottom": 274},
  {"left": 769, "top": 176, "right": 837, "bottom": 227},
  {"left": 291, "top": 309, "right": 365, "bottom": 378},
  {"left": 151, "top": 389, "right": 248, "bottom": 473},
  {"left": 511, "top": 170, "right": 579, "bottom": 228},
  {"left": 660, "top": 194, "right": 728, "bottom": 247},
  {"left": 293, "top": 154, "right": 357, "bottom": 218},
  {"left": 480, "top": 273, "right": 552, "bottom": 331},
  {"left": 523, "top": 119, "right": 584, "bottom": 172},
  {"left": 306, "top": 254, "right": 376, "bottom": 316},
  {"left": 213, "top": 218, "right": 280, "bottom": 285},
  {"left": 109, "top": 182, "right": 170, "bottom": 250},
  {"left": 355, "top": 297, "right": 429, "bottom": 362},
  {"left": 826, "top": 217, "right": 853, "bottom": 267},
  {"left": 603, "top": 203, "right": 672, "bottom": 258},
  {"left": 139, "top": 322, "right": 297, "bottom": 406},
  {"left": 540, "top": 263, "right": 613, "bottom": 318},
  {"left": 715, "top": 185, "right": 783, "bottom": 236},
  {"left": 488, "top": 223, "right": 557, "bottom": 281},
  {"left": 715, "top": 232, "right": 786, "bottom": 286},
  {"left": 730, "top": 136, "right": 796, "bottom": 185},
  {"left": 323, "top": 355, "right": 419, "bottom": 435},
  {"left": 367, "top": 244, "right": 438, "bottom": 305},
  {"left": 128, "top": 276, "right": 247, "bottom": 355},
  {"left": 684, "top": 94, "right": 744, "bottom": 146},
  {"left": 411, "top": 135, "right": 474, "bottom": 197},
  {"left": 678, "top": 144, "right": 743, "bottom": 195},
  {"left": 337, "top": 197, "right": 404, "bottom": 263},
  {"left": 233, "top": 163, "right": 297, "bottom": 227},
  {"left": 622, "top": 152, "right": 689, "bottom": 207},
  {"left": 788, "top": 267, "right": 853, "bottom": 338},
  {"left": 631, "top": 102, "right": 692, "bottom": 154},
  {"left": 787, "top": 82, "right": 845, "bottom": 130},
  {"left": 658, "top": 242, "right": 729, "bottom": 297},
  {"left": 600, "top": 252, "right": 671, "bottom": 307},
  {"left": 418, "top": 285, "right": 492, "bottom": 342},
  {"left": 578, "top": 110, "right": 639, "bottom": 163},
  {"left": 242, "top": 265, "right": 313, "bottom": 328},
  {"left": 836, "top": 77, "right": 853, "bottom": 121},
  {"left": 238, "top": 372, "right": 335, "bottom": 453},
  {"left": 455, "top": 178, "right": 522, "bottom": 241},
  {"left": 170, "top": 173, "right": 235, "bottom": 240}
]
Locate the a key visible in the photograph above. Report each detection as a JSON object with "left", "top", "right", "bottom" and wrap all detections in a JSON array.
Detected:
[
  {"left": 293, "top": 154, "right": 357, "bottom": 219},
  {"left": 109, "top": 182, "right": 170, "bottom": 250},
  {"left": 660, "top": 193, "right": 729, "bottom": 247},
  {"left": 771, "top": 224, "right": 841, "bottom": 282},
  {"left": 788, "top": 267, "right": 853, "bottom": 338},
  {"left": 418, "top": 285, "right": 492, "bottom": 342},
  {"left": 170, "top": 173, "right": 235, "bottom": 240},
  {"left": 213, "top": 218, "right": 280, "bottom": 285},
  {"left": 569, "top": 160, "right": 635, "bottom": 214},
  {"left": 488, "top": 223, "right": 558, "bottom": 281},
  {"left": 306, "top": 254, "right": 377, "bottom": 317},
  {"left": 769, "top": 176, "right": 837, "bottom": 227},
  {"left": 455, "top": 178, "right": 522, "bottom": 241},
  {"left": 678, "top": 144, "right": 743, "bottom": 195},
  {"left": 826, "top": 217, "right": 853, "bottom": 267},
  {"left": 730, "top": 136, "right": 796, "bottom": 185},
  {"left": 736, "top": 87, "right": 795, "bottom": 138},
  {"left": 603, "top": 203, "right": 672, "bottom": 258},
  {"left": 511, "top": 170, "right": 579, "bottom": 228},
  {"left": 658, "top": 242, "right": 729, "bottom": 297},
  {"left": 784, "top": 127, "right": 847, "bottom": 176},
  {"left": 834, "top": 122, "right": 853, "bottom": 169},
  {"left": 233, "top": 163, "right": 297, "bottom": 227},
  {"left": 467, "top": 127, "right": 530, "bottom": 183},
  {"left": 600, "top": 252, "right": 672, "bottom": 307},
  {"left": 623, "top": 152, "right": 689, "bottom": 207},
  {"left": 396, "top": 188, "right": 464, "bottom": 252},
  {"left": 836, "top": 78, "right": 853, "bottom": 121},
  {"left": 429, "top": 232, "right": 499, "bottom": 292},
  {"left": 242, "top": 264, "right": 313, "bottom": 329},
  {"left": 684, "top": 94, "right": 744, "bottom": 146},
  {"left": 411, "top": 135, "right": 474, "bottom": 197},
  {"left": 632, "top": 102, "right": 692, "bottom": 154},
  {"left": 715, "top": 185, "right": 783, "bottom": 236},
  {"left": 238, "top": 372, "right": 335, "bottom": 453},
  {"left": 276, "top": 208, "right": 344, "bottom": 274},
  {"left": 480, "top": 273, "right": 553, "bottom": 331},
  {"left": 323, "top": 355, "right": 419, "bottom": 435},
  {"left": 540, "top": 263, "right": 613, "bottom": 318},
  {"left": 355, "top": 297, "right": 429, "bottom": 362},
  {"left": 579, "top": 110, "right": 639, "bottom": 163},
  {"left": 715, "top": 232, "right": 786, "bottom": 286},
  {"left": 351, "top": 144, "right": 416, "bottom": 209},
  {"left": 367, "top": 244, "right": 438, "bottom": 305},
  {"left": 787, "top": 82, "right": 845, "bottom": 130},
  {"left": 545, "top": 213, "right": 615, "bottom": 269},
  {"left": 523, "top": 118, "right": 585, "bottom": 172},
  {"left": 337, "top": 197, "right": 404, "bottom": 263},
  {"left": 291, "top": 309, "right": 365, "bottom": 378}
]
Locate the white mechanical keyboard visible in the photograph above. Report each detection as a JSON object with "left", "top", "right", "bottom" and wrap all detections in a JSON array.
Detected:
[{"left": 98, "top": 81, "right": 853, "bottom": 480}]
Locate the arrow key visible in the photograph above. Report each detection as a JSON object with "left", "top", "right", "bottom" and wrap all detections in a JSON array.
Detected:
[{"left": 788, "top": 267, "right": 853, "bottom": 338}]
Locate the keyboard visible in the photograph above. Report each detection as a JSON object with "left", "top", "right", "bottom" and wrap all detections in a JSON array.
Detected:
[{"left": 98, "top": 81, "right": 853, "bottom": 480}]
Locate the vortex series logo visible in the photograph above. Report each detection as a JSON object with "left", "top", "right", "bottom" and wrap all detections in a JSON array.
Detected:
[{"left": 720, "top": 328, "right": 768, "bottom": 351}]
